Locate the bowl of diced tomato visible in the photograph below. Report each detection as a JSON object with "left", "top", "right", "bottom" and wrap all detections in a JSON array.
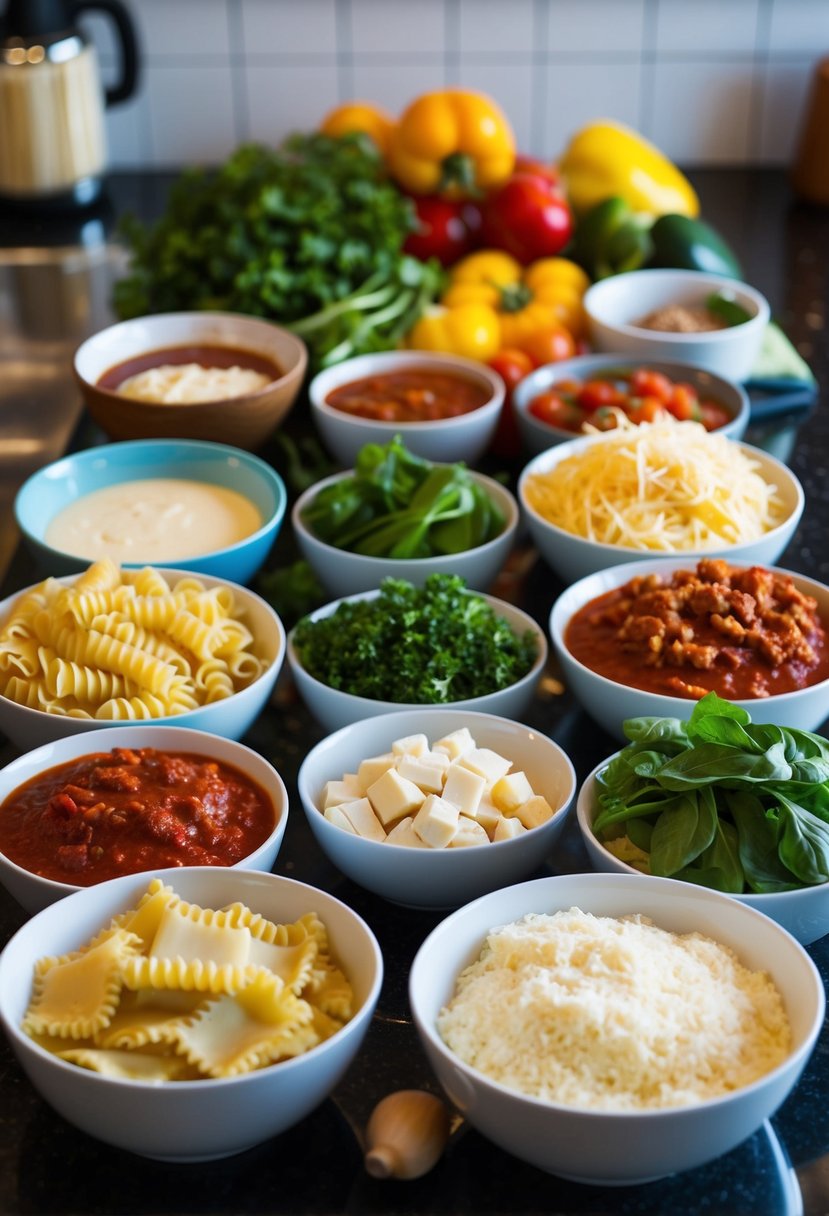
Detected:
[{"left": 511, "top": 354, "right": 749, "bottom": 455}]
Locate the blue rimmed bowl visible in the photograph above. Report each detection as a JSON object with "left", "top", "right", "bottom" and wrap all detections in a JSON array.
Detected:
[{"left": 14, "top": 438, "right": 287, "bottom": 585}]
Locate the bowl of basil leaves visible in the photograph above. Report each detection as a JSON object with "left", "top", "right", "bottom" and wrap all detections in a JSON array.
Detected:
[{"left": 576, "top": 693, "right": 829, "bottom": 944}]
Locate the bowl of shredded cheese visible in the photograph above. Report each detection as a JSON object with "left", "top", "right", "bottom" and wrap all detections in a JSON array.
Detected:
[
  {"left": 517, "top": 421, "right": 803, "bottom": 583},
  {"left": 410, "top": 871, "right": 824, "bottom": 1185}
]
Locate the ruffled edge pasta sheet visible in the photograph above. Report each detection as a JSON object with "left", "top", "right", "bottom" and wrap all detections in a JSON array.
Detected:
[{"left": 21, "top": 878, "right": 355, "bottom": 1081}]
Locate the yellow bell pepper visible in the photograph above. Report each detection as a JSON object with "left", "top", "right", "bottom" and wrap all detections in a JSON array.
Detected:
[
  {"left": 437, "top": 250, "right": 589, "bottom": 351},
  {"left": 387, "top": 89, "right": 516, "bottom": 198},
  {"left": 320, "top": 101, "right": 396, "bottom": 156},
  {"left": 406, "top": 302, "right": 501, "bottom": 362},
  {"left": 559, "top": 120, "right": 700, "bottom": 219}
]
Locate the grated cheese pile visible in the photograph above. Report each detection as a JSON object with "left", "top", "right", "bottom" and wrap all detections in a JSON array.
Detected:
[
  {"left": 523, "top": 421, "right": 784, "bottom": 551},
  {"left": 117, "top": 363, "right": 272, "bottom": 404},
  {"left": 437, "top": 908, "right": 791, "bottom": 1111}
]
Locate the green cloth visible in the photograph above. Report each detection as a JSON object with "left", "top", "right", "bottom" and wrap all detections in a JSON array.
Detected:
[{"left": 750, "top": 322, "right": 817, "bottom": 383}]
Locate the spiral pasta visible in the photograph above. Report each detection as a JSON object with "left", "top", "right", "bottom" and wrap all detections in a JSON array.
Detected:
[{"left": 0, "top": 559, "right": 269, "bottom": 719}]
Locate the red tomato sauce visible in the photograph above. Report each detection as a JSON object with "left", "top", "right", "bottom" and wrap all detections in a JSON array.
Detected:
[
  {"left": 97, "top": 344, "right": 282, "bottom": 390},
  {"left": 528, "top": 366, "right": 733, "bottom": 434},
  {"left": 565, "top": 560, "right": 829, "bottom": 701},
  {"left": 325, "top": 368, "right": 491, "bottom": 422},
  {"left": 0, "top": 748, "right": 277, "bottom": 884}
]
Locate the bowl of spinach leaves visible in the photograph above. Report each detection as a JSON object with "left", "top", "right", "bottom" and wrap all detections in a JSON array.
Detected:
[
  {"left": 292, "top": 436, "right": 519, "bottom": 597},
  {"left": 576, "top": 692, "right": 829, "bottom": 944}
]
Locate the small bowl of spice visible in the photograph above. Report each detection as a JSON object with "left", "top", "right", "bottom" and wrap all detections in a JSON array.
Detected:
[
  {"left": 308, "top": 350, "right": 505, "bottom": 467},
  {"left": 73, "top": 311, "right": 308, "bottom": 451},
  {"left": 583, "top": 269, "right": 770, "bottom": 382}
]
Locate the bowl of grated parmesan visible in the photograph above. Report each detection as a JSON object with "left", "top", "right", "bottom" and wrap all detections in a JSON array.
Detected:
[
  {"left": 409, "top": 871, "right": 824, "bottom": 1185},
  {"left": 517, "top": 421, "right": 804, "bottom": 584}
]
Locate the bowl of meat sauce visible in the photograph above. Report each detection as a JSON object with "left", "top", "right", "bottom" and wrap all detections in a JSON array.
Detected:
[
  {"left": 512, "top": 354, "right": 749, "bottom": 454},
  {"left": 0, "top": 726, "right": 289, "bottom": 914},
  {"left": 74, "top": 312, "right": 308, "bottom": 451},
  {"left": 309, "top": 351, "right": 505, "bottom": 466},
  {"left": 549, "top": 557, "right": 829, "bottom": 740}
]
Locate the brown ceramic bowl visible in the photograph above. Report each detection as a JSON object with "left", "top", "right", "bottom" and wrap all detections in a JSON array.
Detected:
[{"left": 74, "top": 311, "right": 308, "bottom": 450}]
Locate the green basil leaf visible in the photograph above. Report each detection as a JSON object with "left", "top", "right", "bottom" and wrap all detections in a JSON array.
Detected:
[
  {"left": 675, "top": 819, "right": 744, "bottom": 893},
  {"left": 627, "top": 817, "right": 654, "bottom": 851},
  {"left": 655, "top": 742, "right": 792, "bottom": 789},
  {"left": 649, "top": 788, "right": 718, "bottom": 876},
  {"left": 623, "top": 715, "right": 690, "bottom": 745},
  {"left": 727, "top": 790, "right": 801, "bottom": 893},
  {"left": 776, "top": 794, "right": 829, "bottom": 885}
]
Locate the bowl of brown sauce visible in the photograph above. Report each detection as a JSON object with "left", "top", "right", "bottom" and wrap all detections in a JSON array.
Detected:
[{"left": 74, "top": 311, "right": 308, "bottom": 450}]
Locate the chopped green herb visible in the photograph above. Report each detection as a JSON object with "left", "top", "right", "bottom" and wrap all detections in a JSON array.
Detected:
[{"left": 291, "top": 573, "right": 538, "bottom": 704}]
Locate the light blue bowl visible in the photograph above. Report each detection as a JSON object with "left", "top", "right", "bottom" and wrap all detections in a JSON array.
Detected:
[{"left": 15, "top": 438, "right": 287, "bottom": 585}]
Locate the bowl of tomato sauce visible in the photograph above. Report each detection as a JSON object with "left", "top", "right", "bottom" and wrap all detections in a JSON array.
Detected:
[
  {"left": 0, "top": 726, "right": 290, "bottom": 913},
  {"left": 511, "top": 354, "right": 749, "bottom": 455},
  {"left": 309, "top": 351, "right": 505, "bottom": 466}
]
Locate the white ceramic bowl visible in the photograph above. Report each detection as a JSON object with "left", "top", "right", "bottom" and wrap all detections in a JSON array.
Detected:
[
  {"left": 73, "top": 311, "right": 307, "bottom": 451},
  {"left": 292, "top": 469, "right": 519, "bottom": 598},
  {"left": 576, "top": 757, "right": 829, "bottom": 945},
  {"left": 584, "top": 269, "right": 770, "bottom": 382},
  {"left": 518, "top": 433, "right": 804, "bottom": 584},
  {"left": 549, "top": 558, "right": 829, "bottom": 740},
  {"left": 287, "top": 590, "right": 547, "bottom": 733},
  {"left": 0, "top": 569, "right": 285, "bottom": 750},
  {"left": 0, "top": 867, "right": 382, "bottom": 1161},
  {"left": 309, "top": 351, "right": 505, "bottom": 467},
  {"left": 511, "top": 353, "right": 749, "bottom": 455},
  {"left": 0, "top": 725, "right": 290, "bottom": 914},
  {"left": 409, "top": 871, "right": 824, "bottom": 1185},
  {"left": 296, "top": 709, "right": 576, "bottom": 909}
]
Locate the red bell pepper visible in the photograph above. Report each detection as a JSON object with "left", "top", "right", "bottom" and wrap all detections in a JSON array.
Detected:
[
  {"left": 479, "top": 171, "right": 573, "bottom": 265},
  {"left": 403, "top": 195, "right": 481, "bottom": 267}
]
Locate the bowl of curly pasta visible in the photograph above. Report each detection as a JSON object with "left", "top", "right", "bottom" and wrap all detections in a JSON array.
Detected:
[
  {"left": 0, "top": 867, "right": 383, "bottom": 1160},
  {"left": 0, "top": 559, "right": 285, "bottom": 750}
]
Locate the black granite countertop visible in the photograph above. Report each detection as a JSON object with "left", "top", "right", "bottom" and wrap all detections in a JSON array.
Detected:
[{"left": 0, "top": 169, "right": 827, "bottom": 1216}]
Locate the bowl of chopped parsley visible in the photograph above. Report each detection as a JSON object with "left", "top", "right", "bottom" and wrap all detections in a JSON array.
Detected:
[{"left": 287, "top": 574, "right": 546, "bottom": 732}]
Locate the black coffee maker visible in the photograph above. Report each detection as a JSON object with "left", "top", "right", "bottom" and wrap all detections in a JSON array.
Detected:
[{"left": 0, "top": 0, "right": 139, "bottom": 208}]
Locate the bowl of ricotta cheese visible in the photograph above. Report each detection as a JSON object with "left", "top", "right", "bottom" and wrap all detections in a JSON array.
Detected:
[{"left": 14, "top": 438, "right": 287, "bottom": 585}]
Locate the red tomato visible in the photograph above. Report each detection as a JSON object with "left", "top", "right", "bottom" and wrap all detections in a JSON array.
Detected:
[
  {"left": 528, "top": 391, "right": 584, "bottom": 432},
  {"left": 629, "top": 368, "right": 674, "bottom": 404},
  {"left": 514, "top": 154, "right": 560, "bottom": 186},
  {"left": 487, "top": 348, "right": 534, "bottom": 457},
  {"left": 629, "top": 395, "right": 665, "bottom": 424},
  {"left": 479, "top": 173, "right": 573, "bottom": 264},
  {"left": 700, "top": 402, "right": 733, "bottom": 430},
  {"left": 488, "top": 348, "right": 534, "bottom": 393},
  {"left": 668, "top": 383, "right": 702, "bottom": 421},
  {"left": 520, "top": 327, "right": 577, "bottom": 368},
  {"left": 403, "top": 195, "right": 482, "bottom": 267},
  {"left": 577, "top": 379, "right": 625, "bottom": 412}
]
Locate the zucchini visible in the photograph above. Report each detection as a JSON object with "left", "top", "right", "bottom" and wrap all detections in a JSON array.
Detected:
[{"left": 649, "top": 214, "right": 742, "bottom": 277}]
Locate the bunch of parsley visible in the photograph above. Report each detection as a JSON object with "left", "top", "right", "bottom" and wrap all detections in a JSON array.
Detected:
[
  {"left": 113, "top": 133, "right": 442, "bottom": 368},
  {"left": 291, "top": 574, "right": 539, "bottom": 704}
]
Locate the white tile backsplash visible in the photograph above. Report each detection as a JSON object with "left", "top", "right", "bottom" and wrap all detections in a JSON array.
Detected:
[{"left": 83, "top": 0, "right": 826, "bottom": 168}]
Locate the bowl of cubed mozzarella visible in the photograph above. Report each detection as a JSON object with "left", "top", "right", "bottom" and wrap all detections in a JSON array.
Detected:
[{"left": 296, "top": 709, "right": 577, "bottom": 909}]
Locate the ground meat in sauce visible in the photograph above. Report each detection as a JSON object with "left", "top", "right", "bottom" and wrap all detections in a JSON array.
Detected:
[
  {"left": 0, "top": 747, "right": 277, "bottom": 884},
  {"left": 565, "top": 559, "right": 829, "bottom": 700}
]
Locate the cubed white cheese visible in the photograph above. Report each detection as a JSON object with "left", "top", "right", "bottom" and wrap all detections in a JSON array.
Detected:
[
  {"left": 336, "top": 798, "right": 386, "bottom": 842},
  {"left": 366, "top": 767, "right": 425, "bottom": 827},
  {"left": 396, "top": 750, "right": 450, "bottom": 794},
  {"left": 491, "top": 771, "right": 535, "bottom": 815},
  {"left": 412, "top": 794, "right": 460, "bottom": 848},
  {"left": 442, "top": 763, "right": 485, "bottom": 816},
  {"left": 391, "top": 733, "right": 429, "bottom": 758},
  {"left": 385, "top": 816, "right": 429, "bottom": 848},
  {"left": 493, "top": 815, "right": 527, "bottom": 842},
  {"left": 473, "top": 796, "right": 503, "bottom": 836},
  {"left": 433, "top": 727, "right": 476, "bottom": 761},
  {"left": 321, "top": 774, "right": 362, "bottom": 809},
  {"left": 459, "top": 747, "right": 512, "bottom": 786},
  {"left": 514, "top": 794, "right": 556, "bottom": 830},
  {"left": 357, "top": 752, "right": 396, "bottom": 795},
  {"left": 449, "top": 815, "right": 490, "bottom": 848},
  {"left": 323, "top": 805, "right": 358, "bottom": 834}
]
